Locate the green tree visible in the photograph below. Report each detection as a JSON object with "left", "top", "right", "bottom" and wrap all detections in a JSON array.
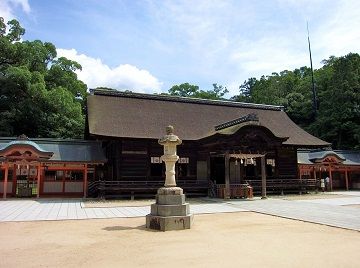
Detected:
[
  {"left": 168, "top": 83, "right": 200, "bottom": 97},
  {"left": 0, "top": 17, "right": 85, "bottom": 138},
  {"left": 308, "top": 53, "right": 360, "bottom": 149},
  {"left": 168, "top": 83, "right": 228, "bottom": 100},
  {"left": 231, "top": 53, "right": 360, "bottom": 149},
  {"left": 231, "top": 77, "right": 257, "bottom": 102}
]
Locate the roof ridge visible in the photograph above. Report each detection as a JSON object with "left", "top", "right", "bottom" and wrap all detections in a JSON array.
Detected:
[
  {"left": 0, "top": 137, "right": 101, "bottom": 144},
  {"left": 91, "top": 89, "right": 284, "bottom": 111}
]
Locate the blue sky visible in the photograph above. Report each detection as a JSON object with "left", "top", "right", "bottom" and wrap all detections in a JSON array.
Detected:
[{"left": 1, "top": 0, "right": 359, "bottom": 96}]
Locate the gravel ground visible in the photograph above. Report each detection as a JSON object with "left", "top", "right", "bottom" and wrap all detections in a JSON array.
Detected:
[{"left": 0, "top": 212, "right": 359, "bottom": 268}]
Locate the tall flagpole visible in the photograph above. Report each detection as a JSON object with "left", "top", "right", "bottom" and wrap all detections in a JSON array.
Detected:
[{"left": 307, "top": 21, "right": 317, "bottom": 117}]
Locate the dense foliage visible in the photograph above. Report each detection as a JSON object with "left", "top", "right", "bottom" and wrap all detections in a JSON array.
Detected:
[
  {"left": 231, "top": 53, "right": 360, "bottom": 149},
  {"left": 168, "top": 83, "right": 228, "bottom": 100},
  {"left": 0, "top": 18, "right": 86, "bottom": 138}
]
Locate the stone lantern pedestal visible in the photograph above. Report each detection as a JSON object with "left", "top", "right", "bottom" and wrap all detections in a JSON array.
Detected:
[{"left": 146, "top": 126, "right": 193, "bottom": 231}]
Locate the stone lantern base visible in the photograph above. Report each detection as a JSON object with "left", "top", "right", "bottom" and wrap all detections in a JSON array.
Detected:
[{"left": 146, "top": 187, "right": 193, "bottom": 231}]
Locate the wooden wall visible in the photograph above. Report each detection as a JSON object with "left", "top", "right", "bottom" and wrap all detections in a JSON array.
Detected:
[
  {"left": 103, "top": 138, "right": 198, "bottom": 181},
  {"left": 276, "top": 147, "right": 298, "bottom": 178}
]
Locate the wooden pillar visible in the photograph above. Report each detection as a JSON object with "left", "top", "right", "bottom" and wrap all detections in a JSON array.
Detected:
[
  {"left": 329, "top": 165, "right": 333, "bottom": 191},
  {"left": 345, "top": 168, "right": 349, "bottom": 191},
  {"left": 83, "top": 164, "right": 88, "bottom": 198},
  {"left": 224, "top": 151, "right": 230, "bottom": 199},
  {"left": 206, "top": 155, "right": 211, "bottom": 180},
  {"left": 261, "top": 156, "right": 267, "bottom": 199},
  {"left": 313, "top": 166, "right": 316, "bottom": 180},
  {"left": 12, "top": 164, "right": 17, "bottom": 196},
  {"left": 3, "top": 163, "right": 9, "bottom": 199},
  {"left": 36, "top": 163, "right": 41, "bottom": 198}
]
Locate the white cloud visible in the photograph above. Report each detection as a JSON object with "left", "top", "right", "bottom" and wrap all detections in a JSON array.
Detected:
[
  {"left": 314, "top": 0, "right": 360, "bottom": 58},
  {"left": 0, "top": 0, "right": 30, "bottom": 21},
  {"left": 56, "top": 48, "right": 163, "bottom": 93},
  {"left": 147, "top": 0, "right": 360, "bottom": 96}
]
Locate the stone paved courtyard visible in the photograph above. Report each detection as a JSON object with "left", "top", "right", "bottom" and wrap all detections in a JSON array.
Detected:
[{"left": 1, "top": 191, "right": 360, "bottom": 231}]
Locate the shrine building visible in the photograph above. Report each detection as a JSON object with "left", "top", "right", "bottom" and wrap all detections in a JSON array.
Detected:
[
  {"left": 0, "top": 136, "right": 106, "bottom": 198},
  {"left": 85, "top": 89, "right": 334, "bottom": 198},
  {"left": 1, "top": 89, "right": 359, "bottom": 199}
]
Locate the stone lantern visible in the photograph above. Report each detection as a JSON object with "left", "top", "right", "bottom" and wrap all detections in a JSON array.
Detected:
[
  {"left": 158, "top": 125, "right": 182, "bottom": 187},
  {"left": 146, "top": 126, "right": 193, "bottom": 231}
]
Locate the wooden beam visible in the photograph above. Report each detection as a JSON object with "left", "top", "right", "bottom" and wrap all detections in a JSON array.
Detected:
[
  {"left": 83, "top": 164, "right": 88, "bottom": 198},
  {"left": 329, "top": 165, "right": 333, "bottom": 191},
  {"left": 345, "top": 168, "right": 349, "bottom": 191},
  {"left": 261, "top": 156, "right": 267, "bottom": 199},
  {"left": 224, "top": 151, "right": 230, "bottom": 199},
  {"left": 313, "top": 166, "right": 316, "bottom": 181},
  {"left": 3, "top": 163, "right": 9, "bottom": 199},
  {"left": 36, "top": 163, "right": 41, "bottom": 198}
]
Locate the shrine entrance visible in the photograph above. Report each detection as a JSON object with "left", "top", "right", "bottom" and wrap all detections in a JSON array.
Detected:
[
  {"left": 15, "top": 174, "right": 37, "bottom": 197},
  {"left": 199, "top": 115, "right": 290, "bottom": 199}
]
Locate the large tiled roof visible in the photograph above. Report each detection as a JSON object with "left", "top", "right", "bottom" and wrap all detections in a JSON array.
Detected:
[{"left": 87, "top": 89, "right": 330, "bottom": 147}]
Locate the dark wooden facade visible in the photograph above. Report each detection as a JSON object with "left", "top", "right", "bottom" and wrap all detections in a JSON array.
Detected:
[
  {"left": 103, "top": 138, "right": 198, "bottom": 182},
  {"left": 86, "top": 89, "right": 331, "bottom": 198}
]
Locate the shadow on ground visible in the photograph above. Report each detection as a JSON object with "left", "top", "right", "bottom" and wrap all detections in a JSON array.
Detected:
[{"left": 102, "top": 224, "right": 146, "bottom": 231}]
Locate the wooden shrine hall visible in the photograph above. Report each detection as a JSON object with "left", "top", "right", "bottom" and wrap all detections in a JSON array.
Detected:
[
  {"left": 298, "top": 149, "right": 360, "bottom": 191},
  {"left": 0, "top": 135, "right": 106, "bottom": 198},
  {"left": 86, "top": 89, "right": 331, "bottom": 198}
]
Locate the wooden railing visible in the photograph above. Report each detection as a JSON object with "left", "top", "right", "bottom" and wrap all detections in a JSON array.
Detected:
[
  {"left": 243, "top": 178, "right": 317, "bottom": 194},
  {"left": 87, "top": 178, "right": 317, "bottom": 199},
  {"left": 87, "top": 179, "right": 209, "bottom": 198}
]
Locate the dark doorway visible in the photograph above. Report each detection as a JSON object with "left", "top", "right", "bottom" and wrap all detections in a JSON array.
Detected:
[{"left": 210, "top": 156, "right": 225, "bottom": 184}]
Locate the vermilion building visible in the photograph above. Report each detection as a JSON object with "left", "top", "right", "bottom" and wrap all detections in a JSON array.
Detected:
[
  {"left": 298, "top": 149, "right": 360, "bottom": 191},
  {"left": 0, "top": 135, "right": 106, "bottom": 198}
]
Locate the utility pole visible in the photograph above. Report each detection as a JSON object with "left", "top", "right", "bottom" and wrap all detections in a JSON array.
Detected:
[{"left": 307, "top": 22, "right": 317, "bottom": 117}]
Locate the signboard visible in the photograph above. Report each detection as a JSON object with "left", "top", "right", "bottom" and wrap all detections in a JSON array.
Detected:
[
  {"left": 179, "top": 157, "right": 189, "bottom": 164},
  {"left": 151, "top": 157, "right": 161, "bottom": 164}
]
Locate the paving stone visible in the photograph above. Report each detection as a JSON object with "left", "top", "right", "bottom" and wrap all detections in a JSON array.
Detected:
[{"left": 0, "top": 192, "right": 359, "bottom": 231}]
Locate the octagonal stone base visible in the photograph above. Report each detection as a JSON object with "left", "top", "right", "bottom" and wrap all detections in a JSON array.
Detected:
[
  {"left": 146, "top": 186, "right": 193, "bottom": 231},
  {"left": 146, "top": 214, "right": 193, "bottom": 231}
]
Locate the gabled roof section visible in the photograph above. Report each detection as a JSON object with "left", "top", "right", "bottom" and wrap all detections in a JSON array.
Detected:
[
  {"left": 87, "top": 89, "right": 330, "bottom": 147},
  {"left": 0, "top": 135, "right": 53, "bottom": 160},
  {"left": 298, "top": 149, "right": 360, "bottom": 165},
  {"left": 308, "top": 150, "right": 346, "bottom": 163},
  {"left": 0, "top": 137, "right": 106, "bottom": 163},
  {"left": 214, "top": 113, "right": 260, "bottom": 131}
]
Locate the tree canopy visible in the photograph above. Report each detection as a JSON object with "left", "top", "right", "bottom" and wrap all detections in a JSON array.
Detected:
[
  {"left": 231, "top": 53, "right": 360, "bottom": 149},
  {"left": 168, "top": 83, "right": 228, "bottom": 100},
  {"left": 0, "top": 17, "right": 86, "bottom": 138}
]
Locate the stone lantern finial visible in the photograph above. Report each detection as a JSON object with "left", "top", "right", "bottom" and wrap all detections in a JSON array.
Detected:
[{"left": 166, "top": 125, "right": 174, "bottom": 135}]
